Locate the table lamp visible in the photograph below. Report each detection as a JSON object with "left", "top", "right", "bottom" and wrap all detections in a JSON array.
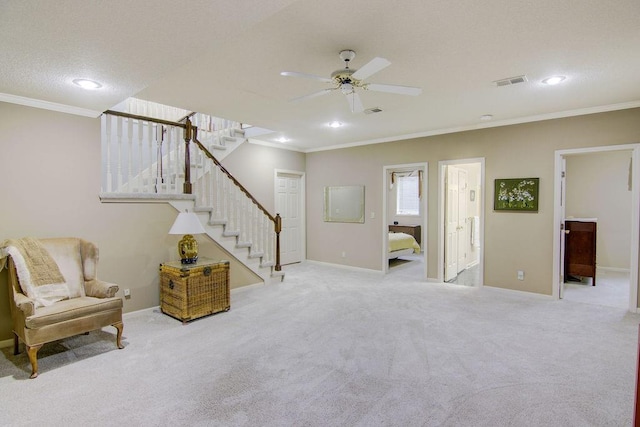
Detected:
[{"left": 168, "top": 211, "right": 206, "bottom": 264}]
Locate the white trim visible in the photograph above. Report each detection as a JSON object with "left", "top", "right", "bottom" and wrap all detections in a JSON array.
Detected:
[
  {"left": 274, "top": 169, "right": 307, "bottom": 264},
  {"left": 99, "top": 193, "right": 196, "bottom": 203},
  {"left": 597, "top": 266, "right": 631, "bottom": 273},
  {"left": 230, "top": 282, "right": 266, "bottom": 294},
  {"left": 382, "top": 162, "right": 428, "bottom": 280},
  {"left": 304, "top": 101, "right": 640, "bottom": 153},
  {"left": 0, "top": 338, "right": 12, "bottom": 349},
  {"left": 481, "top": 285, "right": 555, "bottom": 300},
  {"left": 0, "top": 92, "right": 102, "bottom": 118},
  {"left": 552, "top": 143, "right": 640, "bottom": 313},
  {"left": 438, "top": 158, "right": 485, "bottom": 286},
  {"left": 305, "top": 259, "right": 384, "bottom": 275},
  {"left": 123, "top": 306, "right": 159, "bottom": 318},
  {"left": 248, "top": 138, "right": 305, "bottom": 153}
]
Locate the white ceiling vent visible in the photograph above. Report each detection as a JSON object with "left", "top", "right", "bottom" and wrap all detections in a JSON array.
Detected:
[
  {"left": 364, "top": 107, "right": 383, "bottom": 114},
  {"left": 493, "top": 75, "right": 528, "bottom": 87}
]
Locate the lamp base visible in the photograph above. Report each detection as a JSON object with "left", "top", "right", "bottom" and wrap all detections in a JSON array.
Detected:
[{"left": 178, "top": 234, "right": 199, "bottom": 265}]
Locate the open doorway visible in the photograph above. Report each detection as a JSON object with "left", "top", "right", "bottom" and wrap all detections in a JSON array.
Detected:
[
  {"left": 553, "top": 145, "right": 640, "bottom": 312},
  {"left": 438, "top": 159, "right": 484, "bottom": 287},
  {"left": 382, "top": 163, "right": 428, "bottom": 279}
]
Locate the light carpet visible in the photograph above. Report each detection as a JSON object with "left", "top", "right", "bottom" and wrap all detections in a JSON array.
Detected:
[{"left": 0, "top": 261, "right": 638, "bottom": 426}]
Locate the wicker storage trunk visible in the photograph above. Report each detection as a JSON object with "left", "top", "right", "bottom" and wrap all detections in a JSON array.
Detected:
[{"left": 159, "top": 258, "right": 230, "bottom": 323}]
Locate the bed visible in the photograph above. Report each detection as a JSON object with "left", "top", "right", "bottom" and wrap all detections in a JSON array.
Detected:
[{"left": 388, "top": 232, "right": 421, "bottom": 259}]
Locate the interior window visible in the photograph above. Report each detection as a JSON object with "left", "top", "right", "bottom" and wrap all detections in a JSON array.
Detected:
[{"left": 396, "top": 175, "right": 419, "bottom": 215}]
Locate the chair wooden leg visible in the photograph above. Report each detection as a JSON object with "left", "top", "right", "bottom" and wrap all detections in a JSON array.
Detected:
[
  {"left": 13, "top": 333, "right": 19, "bottom": 356},
  {"left": 113, "top": 322, "right": 124, "bottom": 349},
  {"left": 26, "top": 344, "right": 42, "bottom": 379}
]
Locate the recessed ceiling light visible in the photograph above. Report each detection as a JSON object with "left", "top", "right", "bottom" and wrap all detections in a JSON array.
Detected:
[
  {"left": 480, "top": 114, "right": 493, "bottom": 121},
  {"left": 328, "top": 121, "right": 343, "bottom": 128},
  {"left": 72, "top": 78, "right": 102, "bottom": 90},
  {"left": 542, "top": 76, "right": 566, "bottom": 85},
  {"left": 276, "top": 137, "right": 289, "bottom": 143}
]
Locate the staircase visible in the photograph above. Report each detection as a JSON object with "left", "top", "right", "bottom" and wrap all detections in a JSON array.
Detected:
[{"left": 100, "top": 106, "right": 283, "bottom": 284}]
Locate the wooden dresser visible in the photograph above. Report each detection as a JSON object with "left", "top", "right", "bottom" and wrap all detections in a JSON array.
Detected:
[
  {"left": 564, "top": 219, "right": 597, "bottom": 286},
  {"left": 389, "top": 224, "right": 421, "bottom": 246}
]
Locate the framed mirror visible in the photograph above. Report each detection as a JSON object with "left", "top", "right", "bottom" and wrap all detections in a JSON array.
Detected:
[{"left": 324, "top": 186, "right": 365, "bottom": 223}]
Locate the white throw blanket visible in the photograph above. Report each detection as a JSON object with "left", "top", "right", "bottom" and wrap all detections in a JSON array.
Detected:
[{"left": 0, "top": 238, "right": 69, "bottom": 307}]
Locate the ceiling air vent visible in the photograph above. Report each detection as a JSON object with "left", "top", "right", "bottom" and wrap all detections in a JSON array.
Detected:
[
  {"left": 493, "top": 75, "right": 528, "bottom": 87},
  {"left": 364, "top": 107, "right": 383, "bottom": 114}
]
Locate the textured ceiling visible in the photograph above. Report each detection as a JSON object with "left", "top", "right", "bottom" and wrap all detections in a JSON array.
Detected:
[{"left": 2, "top": 0, "right": 640, "bottom": 151}]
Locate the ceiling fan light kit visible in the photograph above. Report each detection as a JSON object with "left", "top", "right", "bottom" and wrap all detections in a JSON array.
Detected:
[{"left": 281, "top": 49, "right": 422, "bottom": 113}]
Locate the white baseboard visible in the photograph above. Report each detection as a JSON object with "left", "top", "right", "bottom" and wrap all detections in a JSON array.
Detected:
[
  {"left": 0, "top": 338, "right": 13, "bottom": 349},
  {"left": 305, "top": 260, "right": 384, "bottom": 275},
  {"left": 481, "top": 284, "right": 554, "bottom": 300},
  {"left": 123, "top": 306, "right": 160, "bottom": 318},
  {"left": 597, "top": 266, "right": 631, "bottom": 273},
  {"left": 231, "top": 282, "right": 265, "bottom": 294},
  {"left": 466, "top": 260, "right": 479, "bottom": 269}
]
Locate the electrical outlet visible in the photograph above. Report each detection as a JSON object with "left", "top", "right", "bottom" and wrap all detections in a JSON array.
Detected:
[
  {"left": 341, "top": 251, "right": 346, "bottom": 258},
  {"left": 370, "top": 211, "right": 375, "bottom": 219},
  {"left": 124, "top": 288, "right": 131, "bottom": 298},
  {"left": 517, "top": 271, "right": 524, "bottom": 281}
]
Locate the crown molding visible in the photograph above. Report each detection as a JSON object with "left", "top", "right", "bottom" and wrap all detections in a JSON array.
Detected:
[
  {"left": 303, "top": 101, "right": 640, "bottom": 153},
  {"left": 0, "top": 93, "right": 102, "bottom": 118}
]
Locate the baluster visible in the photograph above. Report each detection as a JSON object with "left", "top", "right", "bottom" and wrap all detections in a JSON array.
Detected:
[
  {"left": 169, "top": 125, "right": 175, "bottom": 194},
  {"left": 137, "top": 119, "right": 144, "bottom": 192},
  {"left": 105, "top": 115, "right": 112, "bottom": 192},
  {"left": 215, "top": 168, "right": 222, "bottom": 220},
  {"left": 116, "top": 117, "right": 123, "bottom": 191},
  {"left": 239, "top": 195, "right": 246, "bottom": 243},
  {"left": 146, "top": 122, "right": 154, "bottom": 193},
  {"left": 172, "top": 127, "right": 180, "bottom": 194},
  {"left": 127, "top": 117, "right": 133, "bottom": 192}
]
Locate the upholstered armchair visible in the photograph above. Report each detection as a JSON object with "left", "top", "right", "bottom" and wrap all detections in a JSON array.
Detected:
[{"left": 2, "top": 237, "right": 124, "bottom": 378}]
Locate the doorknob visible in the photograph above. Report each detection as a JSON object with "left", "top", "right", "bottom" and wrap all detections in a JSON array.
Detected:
[{"left": 564, "top": 230, "right": 570, "bottom": 234}]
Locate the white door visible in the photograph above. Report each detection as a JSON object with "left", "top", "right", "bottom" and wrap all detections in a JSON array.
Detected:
[
  {"left": 445, "top": 166, "right": 459, "bottom": 281},
  {"left": 276, "top": 173, "right": 302, "bottom": 265},
  {"left": 559, "top": 157, "right": 567, "bottom": 299},
  {"left": 456, "top": 169, "right": 468, "bottom": 272}
]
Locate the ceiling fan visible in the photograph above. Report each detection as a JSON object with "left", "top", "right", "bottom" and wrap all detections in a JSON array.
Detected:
[{"left": 280, "top": 50, "right": 422, "bottom": 113}]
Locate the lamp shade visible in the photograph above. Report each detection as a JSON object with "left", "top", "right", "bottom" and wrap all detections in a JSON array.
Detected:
[{"left": 168, "top": 212, "right": 206, "bottom": 235}]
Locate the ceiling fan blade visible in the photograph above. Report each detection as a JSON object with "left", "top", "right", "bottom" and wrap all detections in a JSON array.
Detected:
[
  {"left": 366, "top": 83, "right": 422, "bottom": 96},
  {"left": 290, "top": 88, "right": 335, "bottom": 103},
  {"left": 280, "top": 71, "right": 333, "bottom": 83},
  {"left": 351, "top": 57, "right": 391, "bottom": 80},
  {"left": 345, "top": 91, "right": 364, "bottom": 113}
]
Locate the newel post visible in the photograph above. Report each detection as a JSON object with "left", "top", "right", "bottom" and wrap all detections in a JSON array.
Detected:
[
  {"left": 274, "top": 213, "right": 282, "bottom": 271},
  {"left": 183, "top": 118, "right": 193, "bottom": 194}
]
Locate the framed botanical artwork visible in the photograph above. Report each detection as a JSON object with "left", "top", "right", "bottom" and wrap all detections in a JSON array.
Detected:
[{"left": 494, "top": 178, "right": 539, "bottom": 212}]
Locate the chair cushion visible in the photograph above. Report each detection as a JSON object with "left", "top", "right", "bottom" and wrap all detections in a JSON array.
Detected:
[{"left": 25, "top": 297, "right": 123, "bottom": 329}]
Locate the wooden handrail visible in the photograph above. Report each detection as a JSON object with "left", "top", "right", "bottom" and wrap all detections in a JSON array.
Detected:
[
  {"left": 104, "top": 110, "right": 187, "bottom": 129},
  {"left": 192, "top": 129, "right": 276, "bottom": 223},
  {"left": 103, "top": 109, "right": 282, "bottom": 271}
]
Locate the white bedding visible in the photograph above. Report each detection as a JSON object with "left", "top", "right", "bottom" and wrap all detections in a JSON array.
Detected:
[{"left": 388, "top": 232, "right": 421, "bottom": 259}]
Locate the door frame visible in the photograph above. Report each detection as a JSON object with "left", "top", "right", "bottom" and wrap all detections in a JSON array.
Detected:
[
  {"left": 274, "top": 169, "right": 306, "bottom": 263},
  {"left": 552, "top": 144, "right": 640, "bottom": 312},
  {"left": 438, "top": 158, "right": 485, "bottom": 284},
  {"left": 382, "top": 162, "right": 428, "bottom": 279}
]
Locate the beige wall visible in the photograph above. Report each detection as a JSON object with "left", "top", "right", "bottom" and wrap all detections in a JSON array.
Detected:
[
  {"left": 221, "top": 141, "right": 306, "bottom": 214},
  {"left": 0, "top": 103, "right": 301, "bottom": 341},
  {"left": 565, "top": 150, "right": 633, "bottom": 269},
  {"left": 306, "top": 108, "right": 640, "bottom": 296}
]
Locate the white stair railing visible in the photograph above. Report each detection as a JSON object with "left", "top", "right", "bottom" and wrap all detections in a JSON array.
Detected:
[
  {"left": 101, "top": 113, "right": 186, "bottom": 195},
  {"left": 101, "top": 110, "right": 282, "bottom": 274},
  {"left": 190, "top": 138, "right": 278, "bottom": 267}
]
